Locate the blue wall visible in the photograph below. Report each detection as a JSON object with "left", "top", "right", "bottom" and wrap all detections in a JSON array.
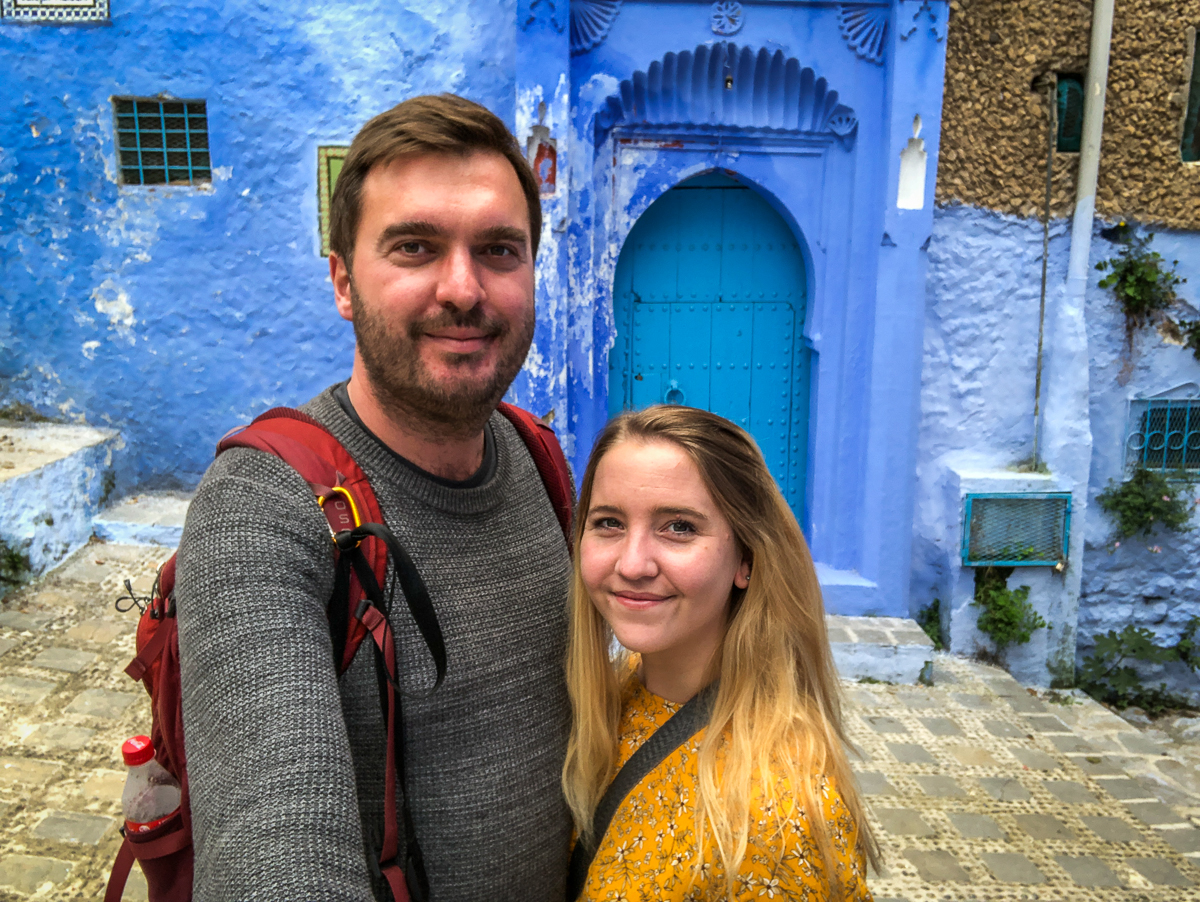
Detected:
[
  {"left": 911, "top": 204, "right": 1073, "bottom": 610},
  {"left": 1080, "top": 226, "right": 1200, "bottom": 701},
  {"left": 916, "top": 203, "right": 1200, "bottom": 692},
  {"left": 3, "top": 0, "right": 951, "bottom": 619},
  {"left": 1, "top": 0, "right": 516, "bottom": 491}
]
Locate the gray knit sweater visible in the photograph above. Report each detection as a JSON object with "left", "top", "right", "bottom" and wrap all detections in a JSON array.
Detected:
[{"left": 176, "top": 388, "right": 572, "bottom": 901}]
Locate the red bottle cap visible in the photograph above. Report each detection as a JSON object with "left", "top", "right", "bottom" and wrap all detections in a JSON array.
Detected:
[{"left": 122, "top": 735, "right": 154, "bottom": 767}]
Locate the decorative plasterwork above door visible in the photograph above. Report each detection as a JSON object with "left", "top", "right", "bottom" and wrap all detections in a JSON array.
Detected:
[
  {"left": 571, "top": 0, "right": 623, "bottom": 54},
  {"left": 595, "top": 41, "right": 857, "bottom": 146},
  {"left": 837, "top": 5, "right": 888, "bottom": 63},
  {"left": 570, "top": 1, "right": 945, "bottom": 59}
]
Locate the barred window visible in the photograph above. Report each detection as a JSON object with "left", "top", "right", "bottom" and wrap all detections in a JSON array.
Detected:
[
  {"left": 1183, "top": 29, "right": 1200, "bottom": 163},
  {"left": 318, "top": 146, "right": 348, "bottom": 256},
  {"left": 1125, "top": 398, "right": 1200, "bottom": 473},
  {"left": 114, "top": 98, "right": 211, "bottom": 187},
  {"left": 0, "top": 0, "right": 108, "bottom": 23},
  {"left": 1056, "top": 74, "right": 1084, "bottom": 154}
]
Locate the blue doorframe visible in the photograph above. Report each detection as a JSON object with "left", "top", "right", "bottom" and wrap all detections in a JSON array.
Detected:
[
  {"left": 609, "top": 171, "right": 811, "bottom": 524},
  {"left": 565, "top": 9, "right": 950, "bottom": 617}
]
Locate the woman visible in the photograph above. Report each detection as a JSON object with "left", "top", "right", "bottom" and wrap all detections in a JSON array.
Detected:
[{"left": 563, "top": 406, "right": 877, "bottom": 901}]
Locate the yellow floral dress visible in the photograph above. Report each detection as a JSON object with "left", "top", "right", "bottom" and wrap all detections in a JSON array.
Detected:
[{"left": 580, "top": 672, "right": 872, "bottom": 902}]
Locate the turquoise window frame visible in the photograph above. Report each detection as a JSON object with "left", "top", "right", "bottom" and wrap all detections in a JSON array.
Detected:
[
  {"left": 114, "top": 97, "right": 211, "bottom": 187},
  {"left": 1056, "top": 75, "right": 1084, "bottom": 154},
  {"left": 961, "top": 492, "right": 1072, "bottom": 568},
  {"left": 1182, "top": 30, "right": 1200, "bottom": 163}
]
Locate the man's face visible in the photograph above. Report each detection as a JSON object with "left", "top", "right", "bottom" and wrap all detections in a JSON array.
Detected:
[{"left": 331, "top": 151, "right": 535, "bottom": 435}]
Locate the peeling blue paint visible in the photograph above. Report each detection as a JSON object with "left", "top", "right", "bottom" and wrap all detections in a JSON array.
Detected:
[{"left": 1, "top": 0, "right": 517, "bottom": 490}]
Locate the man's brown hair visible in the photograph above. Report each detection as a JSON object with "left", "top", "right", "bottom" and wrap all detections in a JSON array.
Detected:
[{"left": 329, "top": 94, "right": 542, "bottom": 268}]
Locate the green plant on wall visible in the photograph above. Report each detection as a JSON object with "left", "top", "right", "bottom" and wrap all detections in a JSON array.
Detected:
[
  {"left": 916, "top": 598, "right": 944, "bottom": 650},
  {"left": 0, "top": 402, "right": 55, "bottom": 423},
  {"left": 972, "top": 567, "right": 1046, "bottom": 657},
  {"left": 1078, "top": 619, "right": 1200, "bottom": 714},
  {"left": 1176, "top": 318, "right": 1200, "bottom": 361},
  {"left": 1095, "top": 468, "right": 1193, "bottom": 540},
  {"left": 0, "top": 539, "right": 31, "bottom": 598},
  {"left": 1096, "top": 229, "right": 1185, "bottom": 349}
]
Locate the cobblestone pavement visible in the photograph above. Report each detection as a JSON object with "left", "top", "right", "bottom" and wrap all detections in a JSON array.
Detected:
[
  {"left": 856, "top": 658, "right": 1200, "bottom": 900},
  {"left": 0, "top": 543, "right": 160, "bottom": 902},
  {"left": 3, "top": 542, "right": 1200, "bottom": 900}
]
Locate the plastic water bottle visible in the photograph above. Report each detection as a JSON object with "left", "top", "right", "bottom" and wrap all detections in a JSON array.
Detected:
[{"left": 121, "top": 736, "right": 181, "bottom": 833}]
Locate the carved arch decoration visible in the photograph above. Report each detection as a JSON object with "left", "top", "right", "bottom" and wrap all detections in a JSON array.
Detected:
[
  {"left": 571, "top": 0, "right": 622, "bottom": 55},
  {"left": 595, "top": 42, "right": 858, "bottom": 145},
  {"left": 838, "top": 4, "right": 888, "bottom": 64}
]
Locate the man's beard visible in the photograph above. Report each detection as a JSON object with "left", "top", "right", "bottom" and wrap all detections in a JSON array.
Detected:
[{"left": 349, "top": 284, "right": 534, "bottom": 439}]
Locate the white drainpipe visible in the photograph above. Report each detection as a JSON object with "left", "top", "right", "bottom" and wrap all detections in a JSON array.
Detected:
[
  {"left": 1065, "top": 0, "right": 1115, "bottom": 295},
  {"left": 1035, "top": 0, "right": 1113, "bottom": 685}
]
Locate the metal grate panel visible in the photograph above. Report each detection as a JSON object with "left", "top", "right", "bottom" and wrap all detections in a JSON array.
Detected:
[
  {"left": 961, "top": 493, "right": 1071, "bottom": 567},
  {"left": 1125, "top": 399, "right": 1200, "bottom": 473},
  {"left": 1, "top": 0, "right": 109, "bottom": 23},
  {"left": 114, "top": 98, "right": 210, "bottom": 186}
]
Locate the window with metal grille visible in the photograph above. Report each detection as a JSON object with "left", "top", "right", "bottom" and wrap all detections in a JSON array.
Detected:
[
  {"left": 961, "top": 493, "right": 1072, "bottom": 567},
  {"left": 318, "top": 146, "right": 349, "bottom": 256},
  {"left": 1182, "top": 30, "right": 1200, "bottom": 163},
  {"left": 1125, "top": 398, "right": 1200, "bottom": 472},
  {"left": 0, "top": 0, "right": 108, "bottom": 23},
  {"left": 1056, "top": 74, "right": 1084, "bottom": 153},
  {"left": 114, "top": 98, "right": 211, "bottom": 187}
]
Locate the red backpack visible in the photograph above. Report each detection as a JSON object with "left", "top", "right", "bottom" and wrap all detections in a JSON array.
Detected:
[{"left": 105, "top": 403, "right": 573, "bottom": 902}]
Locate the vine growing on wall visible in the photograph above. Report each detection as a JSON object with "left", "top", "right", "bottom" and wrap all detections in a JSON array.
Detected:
[
  {"left": 972, "top": 567, "right": 1045, "bottom": 660},
  {"left": 917, "top": 598, "right": 944, "bottom": 650},
  {"left": 1173, "top": 317, "right": 1200, "bottom": 361},
  {"left": 1078, "top": 619, "right": 1200, "bottom": 714},
  {"left": 0, "top": 539, "right": 31, "bottom": 600},
  {"left": 0, "top": 402, "right": 55, "bottom": 423},
  {"left": 1096, "top": 226, "right": 1187, "bottom": 351},
  {"left": 1095, "top": 468, "right": 1193, "bottom": 540}
]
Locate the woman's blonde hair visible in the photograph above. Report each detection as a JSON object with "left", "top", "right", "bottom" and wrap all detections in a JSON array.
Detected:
[{"left": 562, "top": 405, "right": 878, "bottom": 896}]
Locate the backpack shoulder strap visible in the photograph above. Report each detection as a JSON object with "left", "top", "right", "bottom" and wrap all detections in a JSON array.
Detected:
[
  {"left": 495, "top": 402, "right": 574, "bottom": 549},
  {"left": 564, "top": 682, "right": 718, "bottom": 902},
  {"left": 216, "top": 407, "right": 388, "bottom": 672},
  {"left": 216, "top": 408, "right": 438, "bottom": 900}
]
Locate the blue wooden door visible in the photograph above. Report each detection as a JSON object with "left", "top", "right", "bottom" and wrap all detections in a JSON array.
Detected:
[{"left": 609, "top": 172, "right": 810, "bottom": 520}]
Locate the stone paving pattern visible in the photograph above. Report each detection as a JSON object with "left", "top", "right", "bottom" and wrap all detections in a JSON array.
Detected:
[
  {"left": 0, "top": 543, "right": 161, "bottom": 902},
  {"left": 4, "top": 543, "right": 1200, "bottom": 899},
  {"left": 856, "top": 659, "right": 1200, "bottom": 900}
]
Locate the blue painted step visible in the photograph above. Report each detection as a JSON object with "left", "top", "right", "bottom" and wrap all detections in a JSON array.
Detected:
[
  {"left": 93, "top": 492, "right": 191, "bottom": 547},
  {"left": 0, "top": 422, "right": 120, "bottom": 574}
]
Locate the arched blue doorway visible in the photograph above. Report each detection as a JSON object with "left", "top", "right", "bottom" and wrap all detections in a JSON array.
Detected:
[{"left": 608, "top": 171, "right": 811, "bottom": 521}]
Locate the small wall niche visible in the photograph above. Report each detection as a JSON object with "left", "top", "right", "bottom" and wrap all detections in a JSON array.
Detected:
[
  {"left": 897, "top": 114, "right": 927, "bottom": 210},
  {"left": 526, "top": 101, "right": 557, "bottom": 197}
]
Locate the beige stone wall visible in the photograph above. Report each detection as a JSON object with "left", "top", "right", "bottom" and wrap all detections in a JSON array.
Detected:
[{"left": 937, "top": 0, "right": 1200, "bottom": 229}]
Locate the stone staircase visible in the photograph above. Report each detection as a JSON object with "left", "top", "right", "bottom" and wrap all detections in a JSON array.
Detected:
[
  {"left": 0, "top": 421, "right": 120, "bottom": 575},
  {"left": 92, "top": 493, "right": 190, "bottom": 547}
]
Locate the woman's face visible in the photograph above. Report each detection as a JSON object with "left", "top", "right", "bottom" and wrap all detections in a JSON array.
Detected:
[{"left": 580, "top": 438, "right": 750, "bottom": 663}]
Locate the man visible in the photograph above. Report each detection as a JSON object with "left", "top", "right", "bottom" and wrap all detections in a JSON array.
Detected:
[{"left": 176, "top": 94, "right": 572, "bottom": 901}]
